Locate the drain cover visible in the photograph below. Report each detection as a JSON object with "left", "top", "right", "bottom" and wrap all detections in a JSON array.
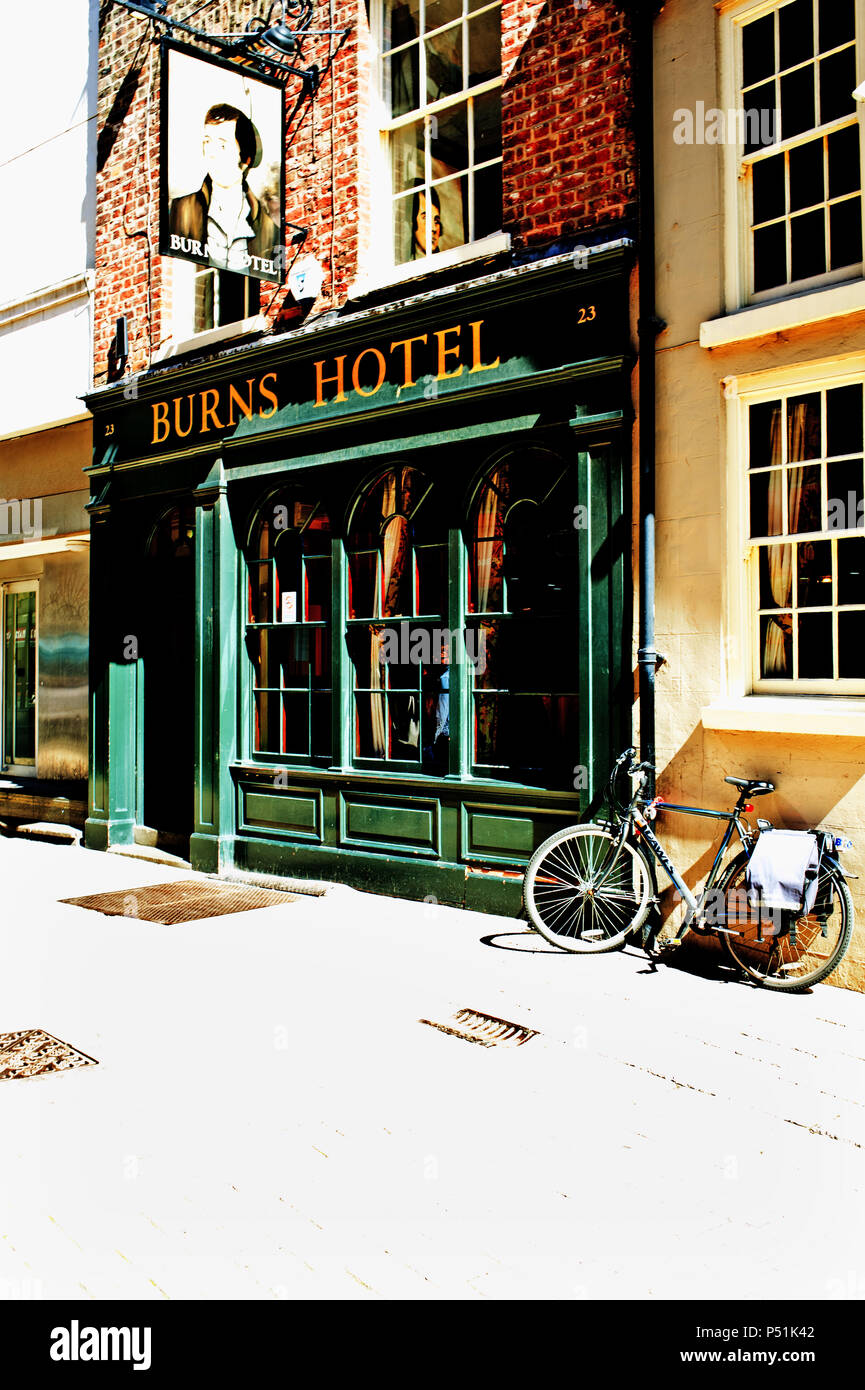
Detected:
[
  {"left": 0, "top": 1030, "right": 98, "bottom": 1081},
  {"left": 419, "top": 1007, "right": 538, "bottom": 1047},
  {"left": 60, "top": 880, "right": 295, "bottom": 924}
]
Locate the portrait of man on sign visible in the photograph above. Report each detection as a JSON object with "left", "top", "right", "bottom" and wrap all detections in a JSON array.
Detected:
[
  {"left": 161, "top": 43, "right": 285, "bottom": 283},
  {"left": 169, "top": 104, "right": 278, "bottom": 273}
]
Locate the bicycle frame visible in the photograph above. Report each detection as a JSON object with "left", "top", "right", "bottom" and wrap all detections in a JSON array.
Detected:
[{"left": 632, "top": 802, "right": 755, "bottom": 941}]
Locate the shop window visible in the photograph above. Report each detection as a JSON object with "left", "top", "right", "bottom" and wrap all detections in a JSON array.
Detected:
[
  {"left": 2, "top": 583, "right": 37, "bottom": 770},
  {"left": 747, "top": 375, "right": 865, "bottom": 689},
  {"left": 737, "top": 0, "right": 863, "bottom": 300},
  {"left": 379, "top": 0, "right": 503, "bottom": 267},
  {"left": 245, "top": 491, "right": 333, "bottom": 759},
  {"left": 466, "top": 450, "right": 579, "bottom": 787},
  {"left": 346, "top": 464, "right": 449, "bottom": 769}
]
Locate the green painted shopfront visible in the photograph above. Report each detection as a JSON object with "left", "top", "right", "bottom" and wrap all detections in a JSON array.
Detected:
[{"left": 84, "top": 247, "right": 634, "bottom": 914}]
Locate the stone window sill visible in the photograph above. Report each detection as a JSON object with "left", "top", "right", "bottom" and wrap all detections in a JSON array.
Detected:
[
  {"left": 702, "top": 697, "right": 865, "bottom": 737},
  {"left": 700, "top": 280, "right": 865, "bottom": 349}
]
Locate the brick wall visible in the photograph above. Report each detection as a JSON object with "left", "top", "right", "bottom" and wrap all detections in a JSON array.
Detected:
[{"left": 94, "top": 0, "right": 637, "bottom": 383}]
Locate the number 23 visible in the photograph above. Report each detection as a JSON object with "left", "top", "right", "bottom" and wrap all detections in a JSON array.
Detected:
[{"left": 578, "top": 305, "right": 597, "bottom": 324}]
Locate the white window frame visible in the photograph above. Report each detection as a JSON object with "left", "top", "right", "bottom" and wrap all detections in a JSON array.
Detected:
[
  {"left": 721, "top": 353, "right": 865, "bottom": 703},
  {"left": 719, "top": 0, "right": 865, "bottom": 312},
  {"left": 1, "top": 578, "right": 39, "bottom": 775},
  {"left": 361, "top": 0, "right": 509, "bottom": 293}
]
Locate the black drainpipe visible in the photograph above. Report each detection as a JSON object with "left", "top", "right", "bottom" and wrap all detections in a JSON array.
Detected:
[{"left": 636, "top": 0, "right": 666, "bottom": 797}]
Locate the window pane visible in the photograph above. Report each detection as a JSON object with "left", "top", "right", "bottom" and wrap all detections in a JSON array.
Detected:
[
  {"left": 760, "top": 543, "right": 793, "bottom": 607},
  {"left": 789, "top": 138, "right": 823, "bottom": 211},
  {"left": 248, "top": 560, "right": 271, "bottom": 622},
  {"left": 743, "top": 13, "right": 776, "bottom": 88},
  {"left": 753, "top": 221, "right": 787, "bottom": 290},
  {"left": 781, "top": 66, "right": 815, "bottom": 139},
  {"left": 304, "top": 556, "right": 330, "bottom": 623},
  {"left": 468, "top": 7, "right": 501, "bottom": 87},
  {"left": 789, "top": 464, "right": 822, "bottom": 532},
  {"left": 388, "top": 45, "right": 419, "bottom": 117},
  {"left": 255, "top": 691, "right": 280, "bottom": 752},
  {"left": 750, "top": 471, "right": 773, "bottom": 537},
  {"left": 473, "top": 89, "right": 502, "bottom": 162},
  {"left": 426, "top": 0, "right": 462, "bottom": 31},
  {"left": 754, "top": 153, "right": 787, "bottom": 222},
  {"left": 348, "top": 551, "right": 378, "bottom": 618},
  {"left": 355, "top": 692, "right": 386, "bottom": 758},
  {"left": 473, "top": 161, "right": 502, "bottom": 239},
  {"left": 311, "top": 693, "right": 331, "bottom": 757},
  {"left": 827, "top": 124, "right": 860, "bottom": 199},
  {"left": 760, "top": 613, "right": 793, "bottom": 677},
  {"left": 470, "top": 537, "right": 503, "bottom": 610},
  {"left": 750, "top": 400, "right": 782, "bottom": 467},
  {"left": 393, "top": 191, "right": 417, "bottom": 264},
  {"left": 798, "top": 611, "right": 833, "bottom": 676},
  {"left": 392, "top": 119, "right": 425, "bottom": 195},
  {"left": 828, "top": 459, "right": 864, "bottom": 529},
  {"left": 431, "top": 100, "right": 469, "bottom": 174},
  {"left": 281, "top": 629, "right": 311, "bottom": 686},
  {"left": 384, "top": 0, "right": 420, "bottom": 51},
  {"left": 282, "top": 694, "right": 309, "bottom": 755},
  {"left": 819, "top": 0, "right": 855, "bottom": 52},
  {"left": 839, "top": 537, "right": 865, "bottom": 603},
  {"left": 744, "top": 80, "right": 778, "bottom": 153},
  {"left": 797, "top": 539, "right": 832, "bottom": 606},
  {"left": 790, "top": 207, "right": 826, "bottom": 280},
  {"left": 426, "top": 24, "right": 463, "bottom": 103},
  {"left": 431, "top": 172, "right": 467, "bottom": 249},
  {"left": 830, "top": 198, "right": 863, "bottom": 270},
  {"left": 787, "top": 393, "right": 821, "bottom": 460},
  {"left": 839, "top": 612, "right": 865, "bottom": 676},
  {"left": 827, "top": 384, "right": 863, "bottom": 456},
  {"left": 820, "top": 47, "right": 857, "bottom": 125},
  {"left": 389, "top": 692, "right": 421, "bottom": 759},
  {"left": 249, "top": 629, "right": 281, "bottom": 690},
  {"left": 416, "top": 545, "right": 447, "bottom": 615},
  {"left": 779, "top": 0, "right": 813, "bottom": 71}
]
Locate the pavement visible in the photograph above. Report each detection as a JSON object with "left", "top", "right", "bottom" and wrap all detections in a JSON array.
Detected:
[{"left": 0, "top": 834, "right": 864, "bottom": 1302}]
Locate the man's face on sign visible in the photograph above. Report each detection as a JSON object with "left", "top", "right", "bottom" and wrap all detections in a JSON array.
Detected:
[
  {"left": 203, "top": 119, "right": 245, "bottom": 189},
  {"left": 414, "top": 193, "right": 442, "bottom": 254}
]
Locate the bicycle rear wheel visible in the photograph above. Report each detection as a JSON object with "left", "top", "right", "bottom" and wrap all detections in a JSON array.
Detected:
[
  {"left": 718, "top": 852, "right": 853, "bottom": 991},
  {"left": 523, "top": 823, "right": 653, "bottom": 953}
]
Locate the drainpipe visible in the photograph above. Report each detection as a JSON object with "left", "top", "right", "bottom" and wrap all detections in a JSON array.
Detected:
[{"left": 636, "top": 0, "right": 666, "bottom": 797}]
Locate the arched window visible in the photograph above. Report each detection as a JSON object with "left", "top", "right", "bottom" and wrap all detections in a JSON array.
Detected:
[
  {"left": 466, "top": 449, "right": 578, "bottom": 787},
  {"left": 346, "top": 464, "right": 448, "bottom": 769},
  {"left": 245, "top": 489, "right": 332, "bottom": 759}
]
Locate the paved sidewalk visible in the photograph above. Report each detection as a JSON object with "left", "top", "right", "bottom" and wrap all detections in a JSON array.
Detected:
[{"left": 1, "top": 836, "right": 864, "bottom": 1301}]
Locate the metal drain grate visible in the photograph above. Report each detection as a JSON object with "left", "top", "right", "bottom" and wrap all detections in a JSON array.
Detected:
[
  {"left": 60, "top": 880, "right": 295, "bottom": 924},
  {"left": 0, "top": 1030, "right": 98, "bottom": 1081},
  {"left": 419, "top": 1007, "right": 538, "bottom": 1048}
]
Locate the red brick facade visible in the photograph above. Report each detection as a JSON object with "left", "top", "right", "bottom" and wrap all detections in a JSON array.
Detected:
[{"left": 94, "top": 0, "right": 637, "bottom": 383}]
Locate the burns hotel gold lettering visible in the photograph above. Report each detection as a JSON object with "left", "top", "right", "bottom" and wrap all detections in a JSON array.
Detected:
[{"left": 147, "top": 319, "right": 499, "bottom": 446}]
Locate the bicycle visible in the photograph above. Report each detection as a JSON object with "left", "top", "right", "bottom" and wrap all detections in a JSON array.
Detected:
[{"left": 522, "top": 748, "right": 855, "bottom": 992}]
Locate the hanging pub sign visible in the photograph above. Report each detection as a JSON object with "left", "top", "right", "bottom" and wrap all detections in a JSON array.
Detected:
[{"left": 159, "top": 41, "right": 286, "bottom": 283}]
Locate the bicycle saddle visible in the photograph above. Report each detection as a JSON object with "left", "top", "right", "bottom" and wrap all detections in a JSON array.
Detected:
[{"left": 725, "top": 776, "right": 775, "bottom": 796}]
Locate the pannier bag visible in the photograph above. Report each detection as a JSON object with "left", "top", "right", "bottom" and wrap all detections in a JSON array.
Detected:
[{"left": 745, "top": 829, "right": 823, "bottom": 916}]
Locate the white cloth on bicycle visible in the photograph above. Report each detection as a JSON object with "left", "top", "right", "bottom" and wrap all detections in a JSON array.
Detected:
[{"left": 745, "top": 829, "right": 820, "bottom": 912}]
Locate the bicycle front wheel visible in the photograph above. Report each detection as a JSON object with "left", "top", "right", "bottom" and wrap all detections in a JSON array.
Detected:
[
  {"left": 523, "top": 823, "right": 653, "bottom": 953},
  {"left": 718, "top": 852, "right": 853, "bottom": 991}
]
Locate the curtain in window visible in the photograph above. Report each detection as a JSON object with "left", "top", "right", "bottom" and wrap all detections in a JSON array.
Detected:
[
  {"left": 764, "top": 404, "right": 796, "bottom": 675},
  {"left": 369, "top": 468, "right": 416, "bottom": 757},
  {"left": 476, "top": 467, "right": 506, "bottom": 612}
]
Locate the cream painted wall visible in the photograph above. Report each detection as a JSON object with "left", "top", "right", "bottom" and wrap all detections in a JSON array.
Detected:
[{"left": 650, "top": 0, "right": 865, "bottom": 989}]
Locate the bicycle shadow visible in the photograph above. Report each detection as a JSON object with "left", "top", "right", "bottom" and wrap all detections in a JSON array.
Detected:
[{"left": 480, "top": 925, "right": 762, "bottom": 987}]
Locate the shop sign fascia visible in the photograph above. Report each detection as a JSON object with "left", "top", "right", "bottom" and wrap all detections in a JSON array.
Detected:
[{"left": 85, "top": 249, "right": 634, "bottom": 473}]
